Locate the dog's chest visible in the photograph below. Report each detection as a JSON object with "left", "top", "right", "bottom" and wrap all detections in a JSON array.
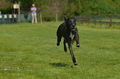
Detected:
[{"left": 69, "top": 32, "right": 74, "bottom": 40}]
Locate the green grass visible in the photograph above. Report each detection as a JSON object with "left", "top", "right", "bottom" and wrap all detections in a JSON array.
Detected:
[{"left": 0, "top": 22, "right": 120, "bottom": 79}]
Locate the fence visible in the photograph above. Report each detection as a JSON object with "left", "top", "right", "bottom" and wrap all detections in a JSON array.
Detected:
[
  {"left": 0, "top": 14, "right": 18, "bottom": 24},
  {"left": 0, "top": 13, "right": 32, "bottom": 24},
  {"left": 75, "top": 15, "right": 120, "bottom": 26},
  {"left": 19, "top": 13, "right": 32, "bottom": 22}
]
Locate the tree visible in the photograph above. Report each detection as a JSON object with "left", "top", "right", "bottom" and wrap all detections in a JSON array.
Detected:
[
  {"left": 1, "top": 0, "right": 120, "bottom": 20},
  {"left": 0, "top": 0, "right": 13, "bottom": 13}
]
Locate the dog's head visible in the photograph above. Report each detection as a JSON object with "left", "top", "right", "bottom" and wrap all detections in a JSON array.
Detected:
[{"left": 64, "top": 15, "right": 76, "bottom": 31}]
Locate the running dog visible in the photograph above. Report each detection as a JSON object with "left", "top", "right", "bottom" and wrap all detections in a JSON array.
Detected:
[{"left": 56, "top": 15, "right": 80, "bottom": 65}]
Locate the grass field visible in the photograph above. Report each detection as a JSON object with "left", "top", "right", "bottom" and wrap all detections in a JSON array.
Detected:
[{"left": 0, "top": 22, "right": 120, "bottom": 79}]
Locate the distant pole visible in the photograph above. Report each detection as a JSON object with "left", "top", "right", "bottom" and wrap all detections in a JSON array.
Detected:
[
  {"left": 94, "top": 16, "right": 96, "bottom": 25},
  {"left": 18, "top": 0, "right": 20, "bottom": 14},
  {"left": 56, "top": 13, "right": 58, "bottom": 22},
  {"left": 109, "top": 16, "right": 112, "bottom": 27},
  {"left": 40, "top": 13, "right": 42, "bottom": 23},
  {"left": 18, "top": 0, "right": 20, "bottom": 22},
  {"left": 100, "top": 16, "right": 102, "bottom": 26}
]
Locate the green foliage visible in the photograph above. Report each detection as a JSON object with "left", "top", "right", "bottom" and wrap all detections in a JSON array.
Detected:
[
  {"left": 0, "top": 0, "right": 13, "bottom": 14},
  {"left": 1, "top": 0, "right": 120, "bottom": 21},
  {"left": 42, "top": 11, "right": 55, "bottom": 21},
  {"left": 0, "top": 7, "right": 13, "bottom": 14}
]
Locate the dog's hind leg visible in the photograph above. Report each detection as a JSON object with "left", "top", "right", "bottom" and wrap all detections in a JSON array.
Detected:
[
  {"left": 56, "top": 30, "right": 62, "bottom": 46},
  {"left": 63, "top": 39, "right": 67, "bottom": 52}
]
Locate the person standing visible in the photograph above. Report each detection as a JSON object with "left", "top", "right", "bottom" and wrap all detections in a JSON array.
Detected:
[{"left": 31, "top": 4, "right": 37, "bottom": 23}]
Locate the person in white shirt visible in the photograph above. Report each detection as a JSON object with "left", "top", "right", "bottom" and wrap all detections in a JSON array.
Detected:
[{"left": 31, "top": 4, "right": 37, "bottom": 23}]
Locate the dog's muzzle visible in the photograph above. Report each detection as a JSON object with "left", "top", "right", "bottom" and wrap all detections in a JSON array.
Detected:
[
  {"left": 71, "top": 28, "right": 76, "bottom": 31},
  {"left": 71, "top": 26, "right": 76, "bottom": 31},
  {"left": 70, "top": 24, "right": 76, "bottom": 31}
]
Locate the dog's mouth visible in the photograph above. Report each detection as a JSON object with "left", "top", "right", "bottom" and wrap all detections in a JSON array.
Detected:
[
  {"left": 70, "top": 26, "right": 76, "bottom": 31},
  {"left": 71, "top": 28, "right": 76, "bottom": 31}
]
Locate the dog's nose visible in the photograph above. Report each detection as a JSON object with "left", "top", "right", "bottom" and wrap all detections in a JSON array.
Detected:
[
  {"left": 72, "top": 24, "right": 75, "bottom": 26},
  {"left": 72, "top": 25, "right": 76, "bottom": 28}
]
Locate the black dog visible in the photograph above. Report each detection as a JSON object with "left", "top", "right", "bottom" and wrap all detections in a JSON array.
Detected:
[{"left": 56, "top": 15, "right": 80, "bottom": 65}]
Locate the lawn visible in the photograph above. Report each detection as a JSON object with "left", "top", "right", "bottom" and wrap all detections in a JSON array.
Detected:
[{"left": 0, "top": 22, "right": 120, "bottom": 79}]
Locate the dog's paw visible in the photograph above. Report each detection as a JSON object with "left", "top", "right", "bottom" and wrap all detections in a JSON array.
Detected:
[
  {"left": 64, "top": 49, "right": 67, "bottom": 52},
  {"left": 76, "top": 44, "right": 80, "bottom": 47},
  {"left": 74, "top": 62, "right": 78, "bottom": 65},
  {"left": 57, "top": 43, "right": 60, "bottom": 46}
]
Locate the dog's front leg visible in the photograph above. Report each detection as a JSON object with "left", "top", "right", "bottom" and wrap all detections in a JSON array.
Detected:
[
  {"left": 63, "top": 39, "right": 67, "bottom": 52},
  {"left": 75, "top": 32, "right": 80, "bottom": 47},
  {"left": 68, "top": 41, "right": 78, "bottom": 65}
]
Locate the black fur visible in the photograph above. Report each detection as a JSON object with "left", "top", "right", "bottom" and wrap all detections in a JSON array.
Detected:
[{"left": 56, "top": 15, "right": 80, "bottom": 65}]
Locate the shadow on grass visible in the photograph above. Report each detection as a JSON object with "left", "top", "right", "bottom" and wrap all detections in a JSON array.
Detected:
[{"left": 49, "top": 63, "right": 72, "bottom": 67}]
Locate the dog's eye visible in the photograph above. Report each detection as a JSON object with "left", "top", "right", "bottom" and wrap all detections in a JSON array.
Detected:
[
  {"left": 68, "top": 21, "right": 71, "bottom": 24},
  {"left": 74, "top": 21, "right": 76, "bottom": 24},
  {"left": 74, "top": 20, "right": 76, "bottom": 23}
]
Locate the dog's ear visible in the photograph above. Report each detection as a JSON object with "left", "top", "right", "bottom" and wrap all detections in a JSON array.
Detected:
[
  {"left": 74, "top": 17, "right": 76, "bottom": 21},
  {"left": 64, "top": 14, "right": 68, "bottom": 21}
]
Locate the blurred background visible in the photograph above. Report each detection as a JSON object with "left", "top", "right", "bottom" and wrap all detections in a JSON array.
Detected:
[{"left": 0, "top": 0, "right": 120, "bottom": 24}]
